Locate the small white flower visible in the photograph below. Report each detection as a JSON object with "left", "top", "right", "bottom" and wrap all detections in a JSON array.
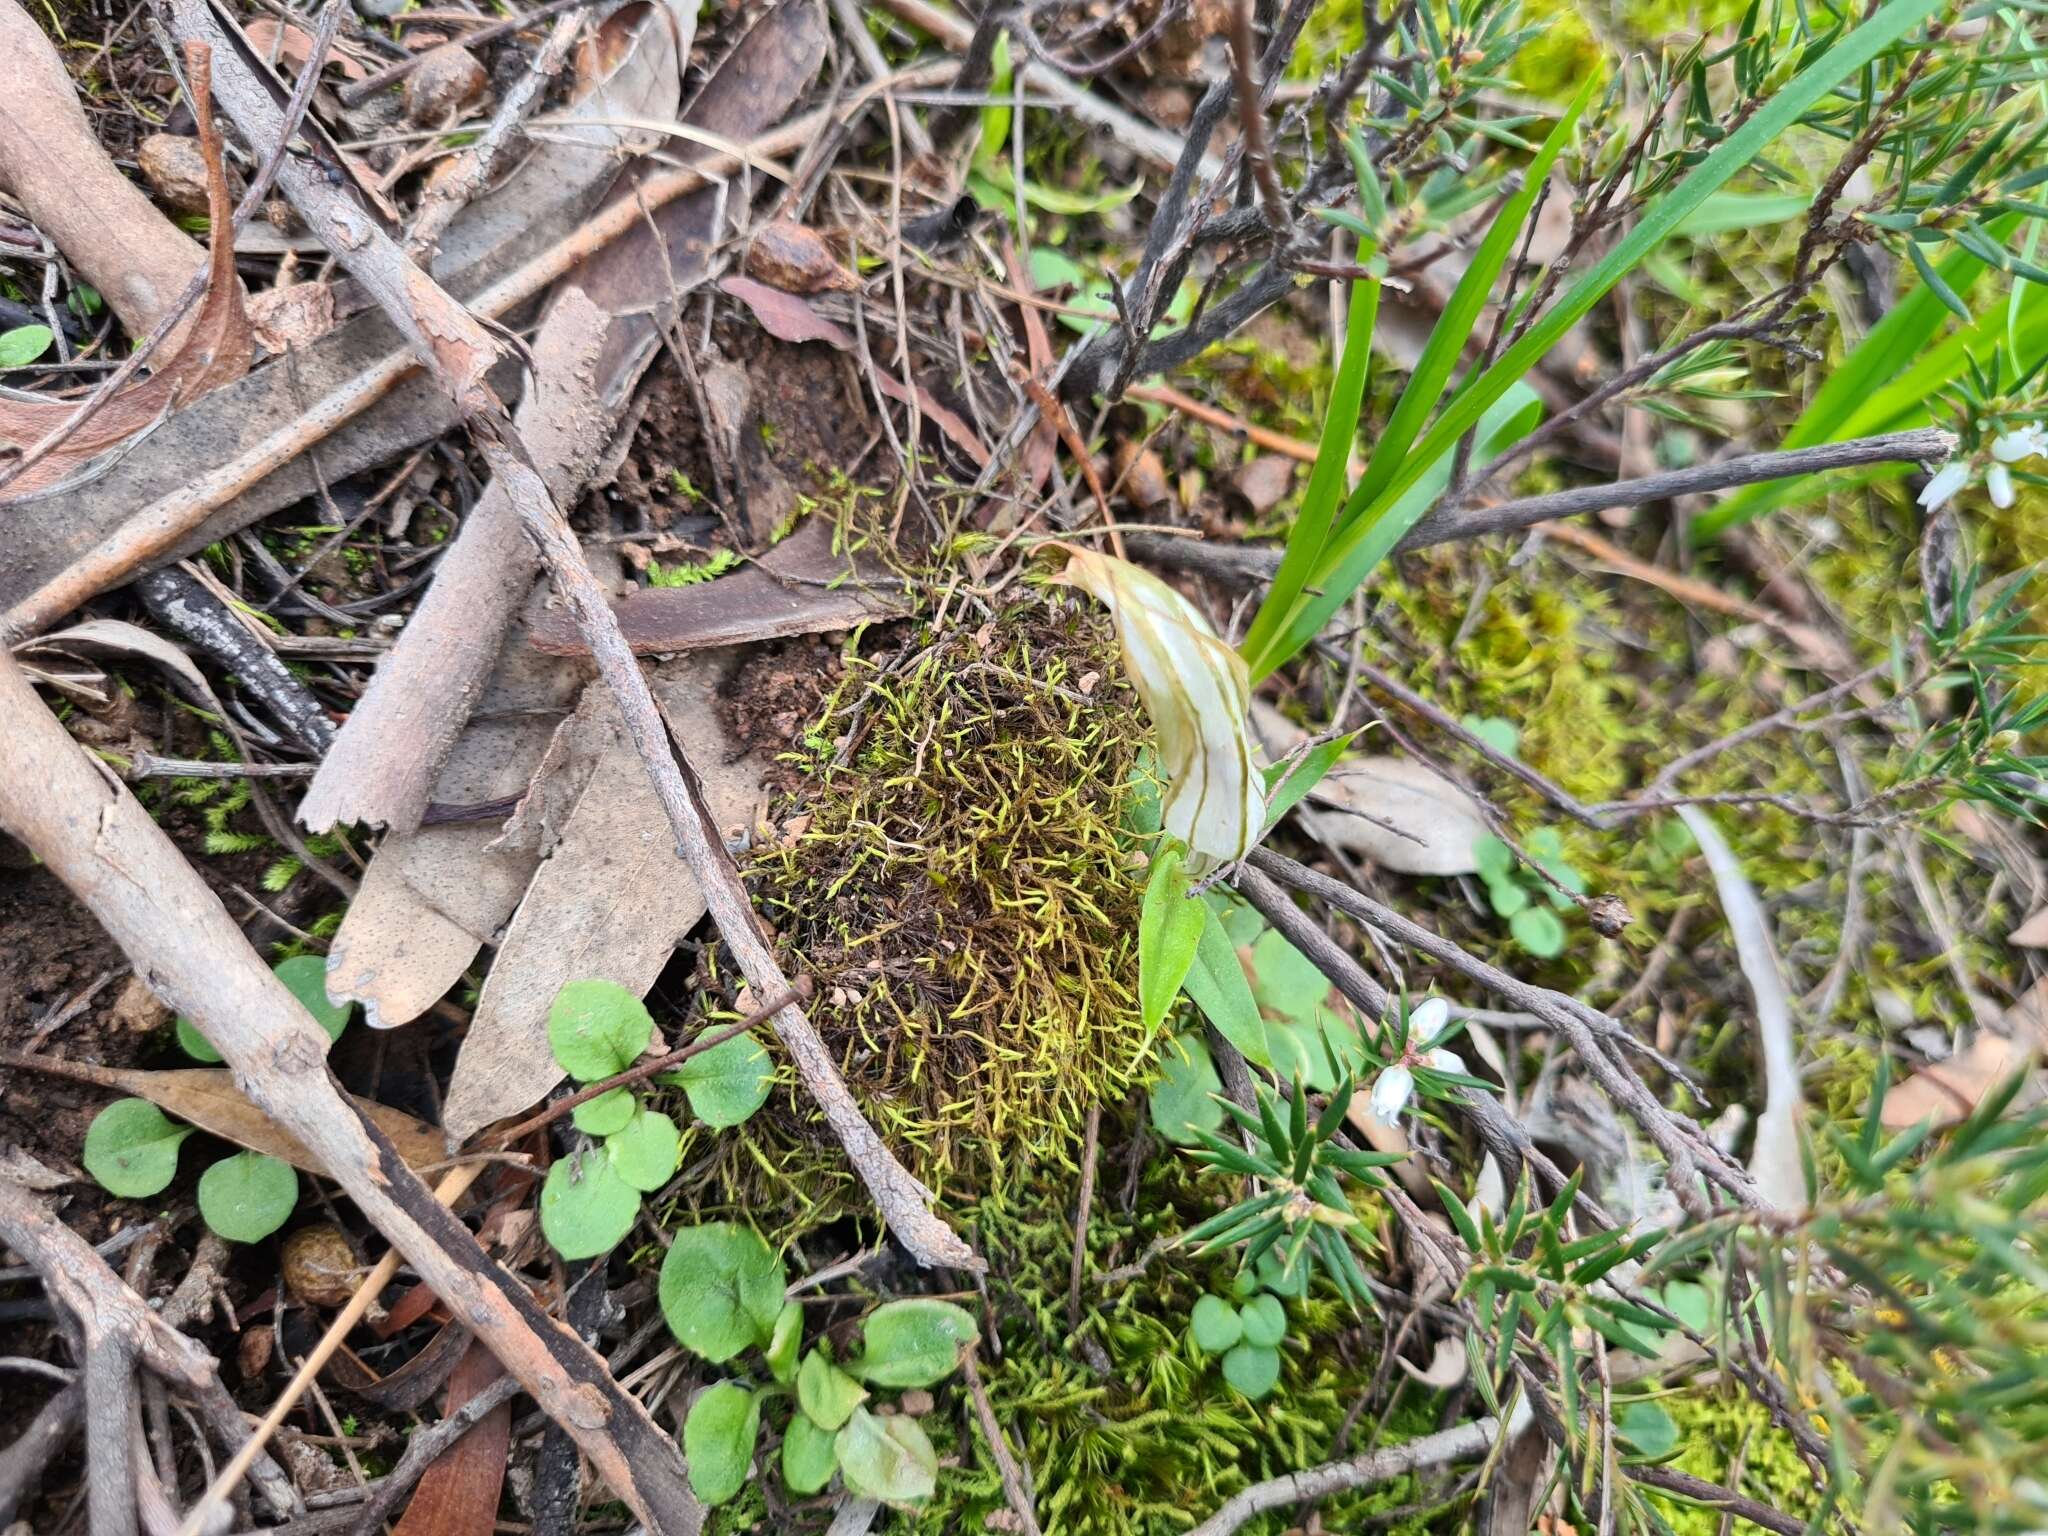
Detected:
[
  {"left": 1917, "top": 460, "right": 1971, "bottom": 510},
  {"left": 1988, "top": 463, "right": 2016, "bottom": 509},
  {"left": 1369, "top": 1064, "right": 1415, "bottom": 1121},
  {"left": 1991, "top": 422, "right": 2048, "bottom": 463},
  {"left": 1425, "top": 1046, "right": 1465, "bottom": 1076},
  {"left": 1406, "top": 996, "right": 1449, "bottom": 1046}
]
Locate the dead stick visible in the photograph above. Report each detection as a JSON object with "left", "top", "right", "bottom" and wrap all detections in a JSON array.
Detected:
[
  {"left": 0, "top": 64, "right": 955, "bottom": 643},
  {"left": 0, "top": 1180, "right": 299, "bottom": 1525},
  {"left": 0, "top": 647, "right": 704, "bottom": 1536},
  {"left": 1120, "top": 426, "right": 1955, "bottom": 577},
  {"left": 959, "top": 1346, "right": 1044, "bottom": 1536},
  {"left": 1183, "top": 1416, "right": 1500, "bottom": 1536},
  {"left": 1065, "top": 1102, "right": 1099, "bottom": 1332}
]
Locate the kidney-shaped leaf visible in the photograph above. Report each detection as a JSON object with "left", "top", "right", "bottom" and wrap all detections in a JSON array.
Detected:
[
  {"left": 539, "top": 1146, "right": 640, "bottom": 1260},
  {"left": 83, "top": 1098, "right": 192, "bottom": 1197},
  {"left": 659, "top": 1221, "right": 786, "bottom": 1363},
  {"left": 674, "top": 1029, "right": 773, "bottom": 1128},
  {"left": 607, "top": 1106, "right": 681, "bottom": 1191},
  {"left": 196, "top": 1152, "right": 298, "bottom": 1244},
  {"left": 684, "top": 1381, "right": 761, "bottom": 1506},
  {"left": 835, "top": 1406, "right": 937, "bottom": 1506},
  {"left": 848, "top": 1299, "right": 978, "bottom": 1388},
  {"left": 547, "top": 978, "right": 654, "bottom": 1082}
]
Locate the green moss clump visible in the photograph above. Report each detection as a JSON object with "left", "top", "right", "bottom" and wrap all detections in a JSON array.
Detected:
[
  {"left": 1647, "top": 1385, "right": 1824, "bottom": 1535},
  {"left": 918, "top": 1147, "right": 1445, "bottom": 1536},
  {"left": 743, "top": 600, "right": 1156, "bottom": 1200}
]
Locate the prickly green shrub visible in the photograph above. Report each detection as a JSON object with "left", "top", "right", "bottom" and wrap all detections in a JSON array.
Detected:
[
  {"left": 747, "top": 602, "right": 1156, "bottom": 1192},
  {"left": 903, "top": 1140, "right": 1450, "bottom": 1536}
]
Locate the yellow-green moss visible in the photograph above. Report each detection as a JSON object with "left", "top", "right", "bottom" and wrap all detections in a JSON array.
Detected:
[
  {"left": 1647, "top": 1385, "right": 1825, "bottom": 1535},
  {"left": 740, "top": 601, "right": 1157, "bottom": 1201}
]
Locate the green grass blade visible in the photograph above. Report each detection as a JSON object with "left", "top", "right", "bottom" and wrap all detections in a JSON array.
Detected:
[
  {"left": 1689, "top": 220, "right": 2013, "bottom": 539},
  {"left": 1244, "top": 0, "right": 1948, "bottom": 679},
  {"left": 1692, "top": 235, "right": 2048, "bottom": 539},
  {"left": 1339, "top": 79, "right": 1594, "bottom": 527},
  {"left": 1237, "top": 279, "right": 1379, "bottom": 665}
]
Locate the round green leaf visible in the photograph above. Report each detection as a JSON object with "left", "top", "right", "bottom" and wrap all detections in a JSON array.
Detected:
[
  {"left": 658, "top": 1222, "right": 786, "bottom": 1363},
  {"left": 539, "top": 1147, "right": 639, "bottom": 1260},
  {"left": 781, "top": 1410, "right": 839, "bottom": 1495},
  {"left": 572, "top": 1087, "right": 636, "bottom": 1137},
  {"left": 797, "top": 1348, "right": 868, "bottom": 1431},
  {"left": 1473, "top": 835, "right": 1514, "bottom": 882},
  {"left": 765, "top": 1299, "right": 804, "bottom": 1385},
  {"left": 274, "top": 954, "right": 352, "bottom": 1040},
  {"left": 1248, "top": 928, "right": 1330, "bottom": 1025},
  {"left": 1190, "top": 1294, "right": 1243, "bottom": 1353},
  {"left": 1484, "top": 876, "right": 1528, "bottom": 918},
  {"left": 683, "top": 1381, "right": 761, "bottom": 1506},
  {"left": 1510, "top": 904, "right": 1567, "bottom": 959},
  {"left": 1616, "top": 1399, "right": 1680, "bottom": 1459},
  {"left": 1148, "top": 1033, "right": 1224, "bottom": 1146},
  {"left": 847, "top": 1299, "right": 978, "bottom": 1388},
  {"left": 1239, "top": 1293, "right": 1286, "bottom": 1348},
  {"left": 547, "top": 979, "right": 654, "bottom": 1082},
  {"left": 197, "top": 1153, "right": 298, "bottom": 1244},
  {"left": 83, "top": 1099, "right": 192, "bottom": 1197},
  {"left": 1255, "top": 1246, "right": 1310, "bottom": 1299},
  {"left": 1221, "top": 1341, "right": 1281, "bottom": 1399},
  {"left": 675, "top": 1030, "right": 773, "bottom": 1128},
  {"left": 606, "top": 1107, "right": 681, "bottom": 1192},
  {"left": 176, "top": 1015, "right": 220, "bottom": 1063},
  {"left": 835, "top": 1406, "right": 937, "bottom": 1506},
  {"left": 180, "top": 955, "right": 352, "bottom": 1062},
  {"left": 0, "top": 323, "right": 54, "bottom": 368}
]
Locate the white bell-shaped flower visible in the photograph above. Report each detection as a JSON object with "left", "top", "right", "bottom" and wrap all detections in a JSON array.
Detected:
[{"left": 1369, "top": 1063, "right": 1415, "bottom": 1122}]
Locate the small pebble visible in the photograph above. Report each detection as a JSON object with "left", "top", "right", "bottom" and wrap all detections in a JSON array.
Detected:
[
  {"left": 280, "top": 1224, "right": 361, "bottom": 1308},
  {"left": 403, "top": 45, "right": 487, "bottom": 126},
  {"left": 135, "top": 133, "right": 212, "bottom": 216}
]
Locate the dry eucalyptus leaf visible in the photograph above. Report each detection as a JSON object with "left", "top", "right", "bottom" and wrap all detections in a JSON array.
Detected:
[
  {"left": 326, "top": 601, "right": 586, "bottom": 1030},
  {"left": 1880, "top": 1034, "right": 2026, "bottom": 1131},
  {"left": 441, "top": 652, "right": 770, "bottom": 1145},
  {"left": 1251, "top": 700, "right": 1484, "bottom": 876},
  {"left": 1881, "top": 977, "right": 2048, "bottom": 1130},
  {"left": 1303, "top": 756, "right": 1489, "bottom": 876},
  {"left": 1399, "top": 1335, "right": 1469, "bottom": 1389},
  {"left": 0, "top": 47, "right": 252, "bottom": 500},
  {"left": 32, "top": 1062, "right": 441, "bottom": 1173},
  {"left": 2009, "top": 907, "right": 2048, "bottom": 948}
]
